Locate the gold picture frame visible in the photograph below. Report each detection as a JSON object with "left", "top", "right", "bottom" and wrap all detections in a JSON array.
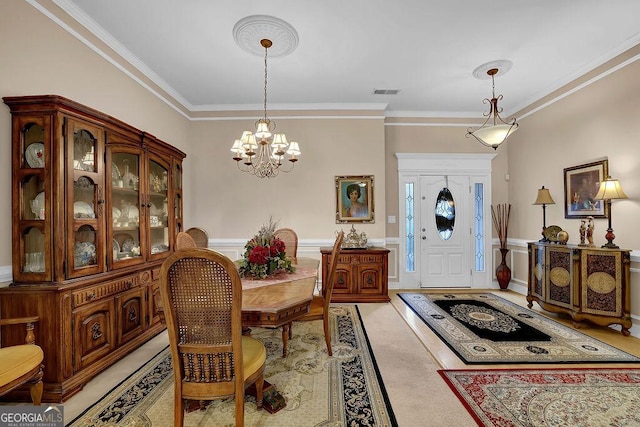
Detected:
[
  {"left": 563, "top": 159, "right": 608, "bottom": 219},
  {"left": 335, "top": 175, "right": 374, "bottom": 223}
]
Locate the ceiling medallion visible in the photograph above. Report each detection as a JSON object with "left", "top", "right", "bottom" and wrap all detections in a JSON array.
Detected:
[{"left": 233, "top": 15, "right": 299, "bottom": 57}]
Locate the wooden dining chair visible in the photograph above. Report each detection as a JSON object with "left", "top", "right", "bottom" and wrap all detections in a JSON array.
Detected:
[
  {"left": 160, "top": 248, "right": 266, "bottom": 426},
  {"left": 176, "top": 231, "right": 197, "bottom": 250},
  {"left": 0, "top": 316, "right": 44, "bottom": 405},
  {"left": 185, "top": 227, "right": 209, "bottom": 248},
  {"left": 293, "top": 231, "right": 344, "bottom": 356},
  {"left": 273, "top": 228, "right": 298, "bottom": 261}
]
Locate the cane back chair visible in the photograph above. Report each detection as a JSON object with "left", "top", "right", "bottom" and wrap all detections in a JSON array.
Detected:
[
  {"left": 159, "top": 248, "right": 266, "bottom": 426},
  {"left": 273, "top": 228, "right": 298, "bottom": 261}
]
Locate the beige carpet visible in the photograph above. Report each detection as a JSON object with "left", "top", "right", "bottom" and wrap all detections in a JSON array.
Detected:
[{"left": 357, "top": 303, "right": 475, "bottom": 426}]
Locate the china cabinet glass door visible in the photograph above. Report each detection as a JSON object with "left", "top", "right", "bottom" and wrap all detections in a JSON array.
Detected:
[
  {"left": 147, "top": 155, "right": 171, "bottom": 259},
  {"left": 66, "top": 118, "right": 105, "bottom": 278},
  {"left": 18, "top": 118, "right": 51, "bottom": 280},
  {"left": 110, "top": 149, "right": 144, "bottom": 266}
]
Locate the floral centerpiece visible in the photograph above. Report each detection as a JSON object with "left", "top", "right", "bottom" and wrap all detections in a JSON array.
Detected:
[{"left": 238, "top": 218, "right": 295, "bottom": 279}]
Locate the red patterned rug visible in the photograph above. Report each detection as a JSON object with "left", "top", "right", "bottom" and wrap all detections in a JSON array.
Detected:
[{"left": 439, "top": 368, "right": 640, "bottom": 426}]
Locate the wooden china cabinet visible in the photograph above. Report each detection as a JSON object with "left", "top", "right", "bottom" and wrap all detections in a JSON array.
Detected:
[{"left": 0, "top": 95, "right": 185, "bottom": 402}]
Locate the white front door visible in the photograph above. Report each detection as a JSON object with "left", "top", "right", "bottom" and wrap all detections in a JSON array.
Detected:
[{"left": 419, "top": 175, "right": 471, "bottom": 287}]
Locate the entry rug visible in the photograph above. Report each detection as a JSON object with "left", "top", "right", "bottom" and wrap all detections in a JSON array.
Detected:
[
  {"left": 399, "top": 293, "right": 640, "bottom": 364},
  {"left": 439, "top": 368, "right": 640, "bottom": 426},
  {"left": 69, "top": 305, "right": 397, "bottom": 426}
]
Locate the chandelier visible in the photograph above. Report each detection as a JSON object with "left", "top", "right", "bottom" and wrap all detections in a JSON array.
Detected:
[
  {"left": 231, "top": 39, "right": 301, "bottom": 178},
  {"left": 467, "top": 63, "right": 518, "bottom": 150}
]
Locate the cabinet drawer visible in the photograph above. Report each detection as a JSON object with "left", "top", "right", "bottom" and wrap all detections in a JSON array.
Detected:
[{"left": 72, "top": 273, "right": 142, "bottom": 307}]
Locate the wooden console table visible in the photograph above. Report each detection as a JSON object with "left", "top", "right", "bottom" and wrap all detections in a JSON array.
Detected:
[
  {"left": 321, "top": 247, "right": 390, "bottom": 303},
  {"left": 527, "top": 242, "right": 632, "bottom": 335}
]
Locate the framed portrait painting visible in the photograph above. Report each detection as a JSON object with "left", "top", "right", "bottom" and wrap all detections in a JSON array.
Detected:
[
  {"left": 335, "top": 175, "right": 374, "bottom": 223},
  {"left": 563, "top": 159, "right": 608, "bottom": 219}
]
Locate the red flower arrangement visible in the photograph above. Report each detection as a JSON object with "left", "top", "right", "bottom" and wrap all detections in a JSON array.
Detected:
[{"left": 238, "top": 218, "right": 295, "bottom": 279}]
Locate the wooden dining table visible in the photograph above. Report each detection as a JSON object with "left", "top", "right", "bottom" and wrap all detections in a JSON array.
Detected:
[
  {"left": 156, "top": 257, "right": 319, "bottom": 357},
  {"left": 240, "top": 257, "right": 319, "bottom": 357}
]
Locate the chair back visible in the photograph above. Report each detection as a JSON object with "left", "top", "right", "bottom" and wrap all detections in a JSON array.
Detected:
[
  {"left": 273, "top": 228, "right": 298, "bottom": 260},
  {"left": 323, "top": 231, "right": 344, "bottom": 307},
  {"left": 176, "top": 231, "right": 197, "bottom": 250},
  {"left": 159, "top": 248, "right": 244, "bottom": 402},
  {"left": 186, "top": 227, "right": 209, "bottom": 248}
]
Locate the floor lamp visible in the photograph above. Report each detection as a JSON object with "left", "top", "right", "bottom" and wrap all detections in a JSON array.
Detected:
[
  {"left": 594, "top": 176, "right": 627, "bottom": 249},
  {"left": 533, "top": 186, "right": 555, "bottom": 242}
]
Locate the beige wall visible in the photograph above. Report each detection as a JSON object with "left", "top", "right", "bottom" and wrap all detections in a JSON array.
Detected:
[
  {"left": 186, "top": 116, "right": 386, "bottom": 240},
  {"left": 2, "top": 1, "right": 639, "bottom": 323}
]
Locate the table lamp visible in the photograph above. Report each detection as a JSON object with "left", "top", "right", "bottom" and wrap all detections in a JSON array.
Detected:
[
  {"left": 594, "top": 176, "right": 627, "bottom": 248},
  {"left": 533, "top": 186, "right": 555, "bottom": 242}
]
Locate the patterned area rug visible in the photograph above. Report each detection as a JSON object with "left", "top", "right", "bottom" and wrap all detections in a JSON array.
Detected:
[
  {"left": 399, "top": 293, "right": 640, "bottom": 364},
  {"left": 439, "top": 368, "right": 640, "bottom": 426},
  {"left": 68, "top": 305, "right": 397, "bottom": 426}
]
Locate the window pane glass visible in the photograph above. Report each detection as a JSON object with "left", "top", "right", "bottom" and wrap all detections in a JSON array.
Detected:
[
  {"left": 474, "top": 183, "right": 485, "bottom": 271},
  {"left": 405, "top": 183, "right": 414, "bottom": 272},
  {"left": 434, "top": 188, "right": 455, "bottom": 241}
]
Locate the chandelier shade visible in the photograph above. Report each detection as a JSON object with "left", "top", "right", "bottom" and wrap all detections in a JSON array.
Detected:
[
  {"left": 230, "top": 38, "right": 301, "bottom": 178},
  {"left": 467, "top": 66, "right": 518, "bottom": 149}
]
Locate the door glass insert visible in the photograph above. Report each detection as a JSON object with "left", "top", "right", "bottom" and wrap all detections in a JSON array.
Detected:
[
  {"left": 73, "top": 129, "right": 97, "bottom": 172},
  {"left": 74, "top": 225, "right": 97, "bottom": 269},
  {"left": 22, "top": 175, "right": 45, "bottom": 220},
  {"left": 434, "top": 188, "right": 455, "bottom": 241},
  {"left": 112, "top": 152, "right": 142, "bottom": 261},
  {"left": 405, "top": 182, "right": 415, "bottom": 272},
  {"left": 23, "top": 123, "right": 45, "bottom": 169},
  {"left": 149, "top": 159, "right": 169, "bottom": 255},
  {"left": 474, "top": 183, "right": 485, "bottom": 271},
  {"left": 23, "top": 227, "right": 45, "bottom": 273}
]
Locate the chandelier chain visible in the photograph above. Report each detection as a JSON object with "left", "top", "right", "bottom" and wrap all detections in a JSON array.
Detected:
[{"left": 263, "top": 43, "right": 268, "bottom": 120}]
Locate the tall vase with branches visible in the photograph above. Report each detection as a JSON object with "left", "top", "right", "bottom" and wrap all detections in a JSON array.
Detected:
[{"left": 491, "top": 203, "right": 512, "bottom": 290}]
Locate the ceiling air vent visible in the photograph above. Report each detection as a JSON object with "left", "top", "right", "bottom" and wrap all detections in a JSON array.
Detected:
[{"left": 373, "top": 89, "right": 399, "bottom": 95}]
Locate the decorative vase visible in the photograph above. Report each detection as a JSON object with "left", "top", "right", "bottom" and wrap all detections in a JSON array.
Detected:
[{"left": 496, "top": 248, "right": 511, "bottom": 290}]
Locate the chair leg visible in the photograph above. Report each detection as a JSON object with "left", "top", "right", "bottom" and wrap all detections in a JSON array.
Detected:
[
  {"left": 235, "top": 387, "right": 245, "bottom": 426},
  {"left": 288, "top": 321, "right": 293, "bottom": 339},
  {"left": 175, "top": 388, "right": 185, "bottom": 427},
  {"left": 323, "top": 315, "right": 332, "bottom": 356},
  {"left": 28, "top": 366, "right": 44, "bottom": 405},
  {"left": 255, "top": 375, "right": 264, "bottom": 410}
]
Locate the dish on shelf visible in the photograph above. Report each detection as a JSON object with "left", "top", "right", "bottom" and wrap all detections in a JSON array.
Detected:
[
  {"left": 151, "top": 243, "right": 169, "bottom": 254},
  {"left": 74, "top": 241, "right": 96, "bottom": 267},
  {"left": 112, "top": 207, "right": 121, "bottom": 222},
  {"left": 113, "top": 239, "right": 120, "bottom": 254},
  {"left": 73, "top": 201, "right": 95, "bottom": 219},
  {"left": 149, "top": 202, "right": 159, "bottom": 216},
  {"left": 25, "top": 143, "right": 45, "bottom": 168},
  {"left": 544, "top": 225, "right": 563, "bottom": 242},
  {"left": 35, "top": 191, "right": 45, "bottom": 210}
]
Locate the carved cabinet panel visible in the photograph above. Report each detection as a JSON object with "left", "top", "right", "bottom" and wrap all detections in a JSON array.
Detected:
[
  {"left": 321, "top": 247, "right": 390, "bottom": 303},
  {"left": 116, "top": 286, "right": 146, "bottom": 346},
  {"left": 73, "top": 299, "right": 116, "bottom": 372}
]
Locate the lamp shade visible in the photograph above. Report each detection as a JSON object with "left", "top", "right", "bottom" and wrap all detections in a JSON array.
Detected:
[
  {"left": 469, "top": 123, "right": 517, "bottom": 148},
  {"left": 594, "top": 177, "right": 628, "bottom": 200},
  {"left": 533, "top": 186, "right": 556, "bottom": 205}
]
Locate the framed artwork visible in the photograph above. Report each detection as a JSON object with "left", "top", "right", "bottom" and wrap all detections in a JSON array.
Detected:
[
  {"left": 563, "top": 159, "right": 608, "bottom": 219},
  {"left": 335, "top": 175, "right": 374, "bottom": 223}
]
